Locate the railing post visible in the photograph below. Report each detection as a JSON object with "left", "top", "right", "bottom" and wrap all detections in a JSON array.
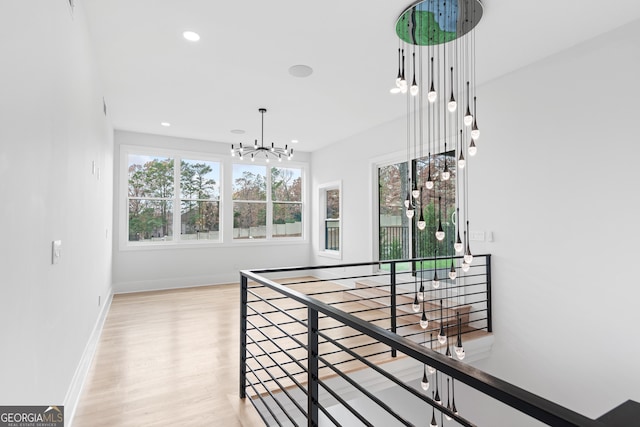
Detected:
[
  {"left": 486, "top": 254, "right": 493, "bottom": 333},
  {"left": 390, "top": 261, "right": 397, "bottom": 358},
  {"left": 308, "top": 307, "right": 319, "bottom": 426},
  {"left": 239, "top": 273, "right": 248, "bottom": 399}
]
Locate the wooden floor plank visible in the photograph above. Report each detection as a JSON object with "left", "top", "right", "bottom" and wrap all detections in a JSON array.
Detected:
[{"left": 74, "top": 278, "right": 490, "bottom": 425}]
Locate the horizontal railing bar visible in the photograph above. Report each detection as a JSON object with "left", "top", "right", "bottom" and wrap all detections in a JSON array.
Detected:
[
  {"left": 246, "top": 293, "right": 309, "bottom": 332},
  {"left": 315, "top": 377, "right": 375, "bottom": 427},
  {"left": 244, "top": 356, "right": 290, "bottom": 427},
  {"left": 315, "top": 353, "right": 413, "bottom": 426},
  {"left": 247, "top": 255, "right": 492, "bottom": 276},
  {"left": 245, "top": 317, "right": 308, "bottom": 373},
  {"left": 242, "top": 268, "right": 603, "bottom": 427},
  {"left": 245, "top": 346, "right": 305, "bottom": 425},
  {"left": 245, "top": 331, "right": 309, "bottom": 402},
  {"left": 315, "top": 328, "right": 476, "bottom": 427}
]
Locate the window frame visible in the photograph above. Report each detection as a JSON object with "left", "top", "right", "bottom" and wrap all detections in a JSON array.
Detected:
[
  {"left": 119, "top": 145, "right": 223, "bottom": 249},
  {"left": 231, "top": 162, "right": 306, "bottom": 242},
  {"left": 317, "top": 181, "right": 342, "bottom": 259}
]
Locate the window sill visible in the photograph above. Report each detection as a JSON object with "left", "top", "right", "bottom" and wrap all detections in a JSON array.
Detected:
[
  {"left": 317, "top": 250, "right": 342, "bottom": 260},
  {"left": 120, "top": 237, "right": 307, "bottom": 251}
]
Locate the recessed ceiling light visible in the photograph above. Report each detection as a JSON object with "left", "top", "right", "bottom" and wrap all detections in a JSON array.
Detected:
[
  {"left": 289, "top": 64, "right": 313, "bottom": 78},
  {"left": 291, "top": 139, "right": 299, "bottom": 144},
  {"left": 231, "top": 129, "right": 245, "bottom": 134},
  {"left": 161, "top": 122, "right": 171, "bottom": 127},
  {"left": 182, "top": 31, "right": 200, "bottom": 42}
]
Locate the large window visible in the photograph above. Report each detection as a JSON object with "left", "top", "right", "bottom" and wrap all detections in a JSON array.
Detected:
[
  {"left": 126, "top": 151, "right": 220, "bottom": 244},
  {"left": 378, "top": 151, "right": 456, "bottom": 264},
  {"left": 233, "top": 164, "right": 303, "bottom": 240},
  {"left": 319, "top": 182, "right": 341, "bottom": 256}
]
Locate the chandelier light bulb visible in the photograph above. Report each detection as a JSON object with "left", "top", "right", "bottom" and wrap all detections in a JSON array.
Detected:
[
  {"left": 278, "top": 155, "right": 282, "bottom": 162},
  {"left": 432, "top": 271, "right": 440, "bottom": 289},
  {"left": 421, "top": 368, "right": 430, "bottom": 391},
  {"left": 428, "top": 58, "right": 437, "bottom": 103},
  {"left": 461, "top": 261, "right": 470, "bottom": 272},
  {"left": 265, "top": 157, "right": 270, "bottom": 163},
  {"left": 471, "top": 121, "right": 480, "bottom": 140},
  {"left": 418, "top": 283, "right": 425, "bottom": 301},
  {"left": 448, "top": 97, "right": 457, "bottom": 113},
  {"left": 418, "top": 218, "right": 426, "bottom": 230},
  {"left": 449, "top": 267, "right": 457, "bottom": 280},
  {"left": 464, "top": 110, "right": 473, "bottom": 126},
  {"left": 458, "top": 151, "right": 466, "bottom": 169},
  {"left": 428, "top": 88, "right": 437, "bottom": 103},
  {"left": 435, "top": 224, "right": 445, "bottom": 241},
  {"left": 251, "top": 154, "right": 255, "bottom": 162},
  {"left": 464, "top": 253, "right": 473, "bottom": 264},
  {"left": 469, "top": 140, "right": 478, "bottom": 156},
  {"left": 413, "top": 295, "right": 420, "bottom": 312},
  {"left": 456, "top": 347, "right": 466, "bottom": 360},
  {"left": 406, "top": 207, "right": 414, "bottom": 219},
  {"left": 430, "top": 410, "right": 438, "bottom": 427},
  {"left": 410, "top": 83, "right": 419, "bottom": 96},
  {"left": 441, "top": 170, "right": 450, "bottom": 181},
  {"left": 454, "top": 242, "right": 463, "bottom": 253},
  {"left": 230, "top": 148, "right": 235, "bottom": 156},
  {"left": 427, "top": 365, "right": 436, "bottom": 374},
  {"left": 420, "top": 311, "right": 429, "bottom": 329},
  {"left": 437, "top": 331, "right": 447, "bottom": 345},
  {"left": 426, "top": 179, "right": 434, "bottom": 190},
  {"left": 412, "top": 188, "right": 420, "bottom": 199}
]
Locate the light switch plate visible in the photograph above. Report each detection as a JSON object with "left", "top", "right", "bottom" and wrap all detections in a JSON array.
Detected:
[
  {"left": 52, "top": 240, "right": 62, "bottom": 265},
  {"left": 469, "top": 231, "right": 485, "bottom": 241}
]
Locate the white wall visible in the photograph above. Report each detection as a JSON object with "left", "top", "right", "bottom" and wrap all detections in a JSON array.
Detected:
[
  {"left": 311, "top": 19, "right": 640, "bottom": 423},
  {"left": 112, "top": 131, "right": 312, "bottom": 292},
  {"left": 0, "top": 0, "right": 113, "bottom": 409}
]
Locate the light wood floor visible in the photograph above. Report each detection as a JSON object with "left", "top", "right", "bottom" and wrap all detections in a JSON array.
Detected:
[
  {"left": 74, "top": 280, "right": 487, "bottom": 426},
  {"left": 73, "top": 284, "right": 263, "bottom": 427}
]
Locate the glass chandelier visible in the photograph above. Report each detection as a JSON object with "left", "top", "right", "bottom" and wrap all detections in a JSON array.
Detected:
[
  {"left": 230, "top": 108, "right": 293, "bottom": 162},
  {"left": 392, "top": 0, "right": 483, "bottom": 421}
]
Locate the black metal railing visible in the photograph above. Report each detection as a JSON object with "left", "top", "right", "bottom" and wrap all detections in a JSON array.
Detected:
[
  {"left": 379, "top": 226, "right": 410, "bottom": 260},
  {"left": 239, "top": 255, "right": 616, "bottom": 426},
  {"left": 325, "top": 220, "right": 340, "bottom": 251}
]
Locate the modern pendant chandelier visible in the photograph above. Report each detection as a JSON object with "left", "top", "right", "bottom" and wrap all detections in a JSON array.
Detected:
[
  {"left": 230, "top": 108, "right": 293, "bottom": 162},
  {"left": 393, "top": 0, "right": 484, "bottom": 420}
]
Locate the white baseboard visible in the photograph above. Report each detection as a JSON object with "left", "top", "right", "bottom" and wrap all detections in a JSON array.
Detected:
[
  {"left": 113, "top": 273, "right": 239, "bottom": 294},
  {"left": 64, "top": 286, "right": 113, "bottom": 427}
]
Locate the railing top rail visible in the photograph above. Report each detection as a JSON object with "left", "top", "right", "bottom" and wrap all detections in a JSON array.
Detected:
[
  {"left": 247, "top": 254, "right": 492, "bottom": 275},
  {"left": 241, "top": 262, "right": 603, "bottom": 427}
]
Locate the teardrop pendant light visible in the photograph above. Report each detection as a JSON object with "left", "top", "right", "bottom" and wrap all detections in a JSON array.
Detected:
[
  {"left": 447, "top": 67, "right": 457, "bottom": 112},
  {"left": 430, "top": 392, "right": 439, "bottom": 427},
  {"left": 427, "top": 333, "right": 436, "bottom": 374},
  {"left": 445, "top": 378, "right": 452, "bottom": 420},
  {"left": 421, "top": 365, "right": 430, "bottom": 391},
  {"left": 452, "top": 379, "right": 458, "bottom": 415},
  {"left": 464, "top": 82, "right": 473, "bottom": 126},
  {"left": 449, "top": 259, "right": 457, "bottom": 280},
  {"left": 437, "top": 300, "right": 446, "bottom": 344}
]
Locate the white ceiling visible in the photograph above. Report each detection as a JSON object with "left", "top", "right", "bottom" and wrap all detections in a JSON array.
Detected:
[{"left": 82, "top": 0, "right": 640, "bottom": 153}]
